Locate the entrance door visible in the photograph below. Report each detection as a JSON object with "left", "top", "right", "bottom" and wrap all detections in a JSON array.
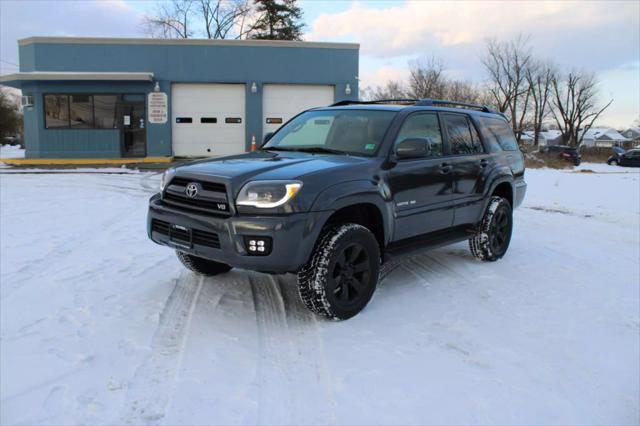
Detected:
[{"left": 121, "top": 102, "right": 146, "bottom": 157}]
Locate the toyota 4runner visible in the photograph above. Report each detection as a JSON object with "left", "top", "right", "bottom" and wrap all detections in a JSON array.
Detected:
[{"left": 148, "top": 99, "right": 527, "bottom": 320}]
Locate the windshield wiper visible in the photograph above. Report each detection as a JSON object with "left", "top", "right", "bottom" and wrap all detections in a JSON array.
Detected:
[
  {"left": 260, "top": 146, "right": 292, "bottom": 152},
  {"left": 286, "top": 147, "right": 347, "bottom": 155}
]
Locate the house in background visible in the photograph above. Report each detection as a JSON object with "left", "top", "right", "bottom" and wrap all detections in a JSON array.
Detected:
[
  {"left": 580, "top": 127, "right": 630, "bottom": 148},
  {"left": 521, "top": 129, "right": 562, "bottom": 147},
  {"left": 622, "top": 127, "right": 640, "bottom": 146}
]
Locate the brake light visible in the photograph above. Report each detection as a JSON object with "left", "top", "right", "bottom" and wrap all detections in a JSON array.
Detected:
[{"left": 562, "top": 153, "right": 571, "bottom": 158}]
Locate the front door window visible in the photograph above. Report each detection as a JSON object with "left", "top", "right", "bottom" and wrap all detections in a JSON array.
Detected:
[{"left": 121, "top": 102, "right": 146, "bottom": 157}]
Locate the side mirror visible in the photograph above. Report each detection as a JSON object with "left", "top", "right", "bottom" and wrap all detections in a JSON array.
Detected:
[
  {"left": 263, "top": 132, "right": 274, "bottom": 145},
  {"left": 395, "top": 137, "right": 431, "bottom": 159}
]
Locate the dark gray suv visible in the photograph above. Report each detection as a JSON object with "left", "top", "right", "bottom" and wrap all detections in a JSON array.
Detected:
[{"left": 148, "top": 99, "right": 527, "bottom": 319}]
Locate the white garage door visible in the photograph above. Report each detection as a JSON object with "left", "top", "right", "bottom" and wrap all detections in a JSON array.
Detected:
[
  {"left": 172, "top": 84, "right": 245, "bottom": 157},
  {"left": 263, "top": 85, "right": 334, "bottom": 136}
]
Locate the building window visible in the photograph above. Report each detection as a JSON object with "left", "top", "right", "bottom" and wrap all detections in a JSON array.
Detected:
[
  {"left": 44, "top": 94, "right": 118, "bottom": 129},
  {"left": 94, "top": 95, "right": 117, "bottom": 129},
  {"left": 44, "top": 95, "right": 70, "bottom": 128},
  {"left": 70, "top": 95, "right": 94, "bottom": 128}
]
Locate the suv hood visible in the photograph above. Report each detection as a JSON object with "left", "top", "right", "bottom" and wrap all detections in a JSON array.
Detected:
[{"left": 174, "top": 151, "right": 373, "bottom": 190}]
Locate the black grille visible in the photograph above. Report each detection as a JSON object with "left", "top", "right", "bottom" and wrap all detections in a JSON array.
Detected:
[
  {"left": 193, "top": 229, "right": 220, "bottom": 248},
  {"left": 151, "top": 219, "right": 170, "bottom": 235},
  {"left": 170, "top": 177, "right": 226, "bottom": 193},
  {"left": 163, "top": 177, "right": 230, "bottom": 216},
  {"left": 163, "top": 193, "right": 230, "bottom": 214},
  {"left": 151, "top": 219, "right": 220, "bottom": 249}
]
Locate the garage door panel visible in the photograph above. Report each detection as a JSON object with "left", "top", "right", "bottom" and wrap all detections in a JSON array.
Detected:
[
  {"left": 172, "top": 84, "right": 245, "bottom": 157},
  {"left": 263, "top": 85, "right": 334, "bottom": 136}
]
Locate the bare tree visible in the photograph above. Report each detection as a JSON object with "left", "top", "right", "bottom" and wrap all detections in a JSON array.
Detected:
[
  {"left": 200, "top": 0, "right": 259, "bottom": 39},
  {"left": 143, "top": 0, "right": 194, "bottom": 38},
  {"left": 360, "top": 81, "right": 408, "bottom": 101},
  {"left": 143, "top": 0, "right": 260, "bottom": 40},
  {"left": 407, "top": 57, "right": 446, "bottom": 99},
  {"left": 550, "top": 71, "right": 613, "bottom": 146},
  {"left": 444, "top": 80, "right": 491, "bottom": 105},
  {"left": 406, "top": 57, "right": 490, "bottom": 105},
  {"left": 525, "top": 60, "right": 554, "bottom": 146},
  {"left": 482, "top": 35, "right": 532, "bottom": 142}
]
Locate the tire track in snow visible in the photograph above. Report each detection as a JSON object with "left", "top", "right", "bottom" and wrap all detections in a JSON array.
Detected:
[
  {"left": 119, "top": 273, "right": 207, "bottom": 425},
  {"left": 248, "top": 273, "right": 336, "bottom": 425}
]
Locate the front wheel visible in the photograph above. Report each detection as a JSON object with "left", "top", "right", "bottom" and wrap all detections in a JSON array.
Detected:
[
  {"left": 297, "top": 224, "right": 380, "bottom": 320},
  {"left": 609, "top": 159, "right": 618, "bottom": 166},
  {"left": 469, "top": 196, "right": 513, "bottom": 262},
  {"left": 176, "top": 251, "right": 232, "bottom": 276}
]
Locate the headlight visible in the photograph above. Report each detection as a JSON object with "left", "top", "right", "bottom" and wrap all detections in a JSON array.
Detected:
[
  {"left": 160, "top": 168, "right": 176, "bottom": 192},
  {"left": 236, "top": 180, "right": 302, "bottom": 208}
]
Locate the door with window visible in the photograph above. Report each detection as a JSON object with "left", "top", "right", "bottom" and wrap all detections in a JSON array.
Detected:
[
  {"left": 388, "top": 112, "right": 454, "bottom": 241},
  {"left": 120, "top": 102, "right": 146, "bottom": 157},
  {"left": 441, "top": 113, "right": 488, "bottom": 226}
]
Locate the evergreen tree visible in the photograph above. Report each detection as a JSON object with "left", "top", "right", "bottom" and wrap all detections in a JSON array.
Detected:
[
  {"left": 0, "top": 90, "right": 22, "bottom": 138},
  {"left": 250, "top": 0, "right": 304, "bottom": 41}
]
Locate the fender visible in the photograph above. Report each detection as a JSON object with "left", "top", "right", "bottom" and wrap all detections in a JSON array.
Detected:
[
  {"left": 480, "top": 165, "right": 515, "bottom": 214},
  {"left": 310, "top": 179, "right": 394, "bottom": 245}
]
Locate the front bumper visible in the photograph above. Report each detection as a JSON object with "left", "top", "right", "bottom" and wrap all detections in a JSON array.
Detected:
[
  {"left": 514, "top": 178, "right": 527, "bottom": 208},
  {"left": 147, "top": 194, "right": 331, "bottom": 274}
]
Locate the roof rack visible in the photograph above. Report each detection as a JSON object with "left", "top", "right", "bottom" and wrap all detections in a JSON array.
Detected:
[
  {"left": 330, "top": 98, "right": 504, "bottom": 117},
  {"left": 330, "top": 99, "right": 419, "bottom": 106}
]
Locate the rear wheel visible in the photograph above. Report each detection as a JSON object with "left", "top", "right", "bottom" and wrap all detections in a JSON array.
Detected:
[
  {"left": 609, "top": 159, "right": 619, "bottom": 166},
  {"left": 469, "top": 196, "right": 513, "bottom": 262},
  {"left": 297, "top": 224, "right": 380, "bottom": 320},
  {"left": 176, "top": 251, "right": 232, "bottom": 276}
]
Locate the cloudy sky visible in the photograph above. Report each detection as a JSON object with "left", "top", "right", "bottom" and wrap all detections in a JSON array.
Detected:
[{"left": 1, "top": 0, "right": 638, "bottom": 127}]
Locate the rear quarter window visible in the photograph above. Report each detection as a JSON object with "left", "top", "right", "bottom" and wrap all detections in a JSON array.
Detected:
[{"left": 477, "top": 116, "right": 518, "bottom": 152}]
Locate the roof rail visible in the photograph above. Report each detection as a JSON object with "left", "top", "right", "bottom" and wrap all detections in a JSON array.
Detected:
[
  {"left": 330, "top": 98, "right": 505, "bottom": 117},
  {"left": 330, "top": 99, "right": 418, "bottom": 107},
  {"left": 415, "top": 98, "right": 496, "bottom": 113}
]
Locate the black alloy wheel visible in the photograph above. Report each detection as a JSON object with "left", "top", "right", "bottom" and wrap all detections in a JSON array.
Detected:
[
  {"left": 328, "top": 242, "right": 371, "bottom": 308},
  {"left": 488, "top": 205, "right": 512, "bottom": 257}
]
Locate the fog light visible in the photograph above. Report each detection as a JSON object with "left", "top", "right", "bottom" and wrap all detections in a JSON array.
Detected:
[{"left": 244, "top": 236, "right": 272, "bottom": 256}]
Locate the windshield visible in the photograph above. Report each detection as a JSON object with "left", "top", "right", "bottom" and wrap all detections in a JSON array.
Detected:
[{"left": 262, "top": 109, "right": 397, "bottom": 156}]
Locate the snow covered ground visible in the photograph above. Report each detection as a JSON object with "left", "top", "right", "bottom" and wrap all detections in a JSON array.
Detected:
[
  {"left": 1, "top": 165, "right": 638, "bottom": 425},
  {"left": 0, "top": 145, "right": 25, "bottom": 160}
]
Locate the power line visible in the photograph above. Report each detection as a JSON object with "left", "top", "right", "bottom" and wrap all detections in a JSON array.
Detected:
[{"left": 0, "top": 59, "right": 19, "bottom": 67}]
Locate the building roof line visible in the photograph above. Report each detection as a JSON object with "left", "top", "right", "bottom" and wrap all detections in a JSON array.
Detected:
[
  {"left": 0, "top": 71, "right": 154, "bottom": 83},
  {"left": 18, "top": 36, "right": 360, "bottom": 50}
]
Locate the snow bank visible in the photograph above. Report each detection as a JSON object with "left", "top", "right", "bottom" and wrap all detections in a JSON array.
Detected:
[{"left": 0, "top": 145, "right": 25, "bottom": 160}]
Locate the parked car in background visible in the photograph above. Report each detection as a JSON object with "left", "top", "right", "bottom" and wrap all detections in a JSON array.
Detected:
[
  {"left": 2, "top": 135, "right": 22, "bottom": 146},
  {"left": 540, "top": 145, "right": 581, "bottom": 166},
  {"left": 608, "top": 148, "right": 640, "bottom": 167}
]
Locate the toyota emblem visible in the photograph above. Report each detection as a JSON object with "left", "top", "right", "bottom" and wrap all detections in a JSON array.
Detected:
[{"left": 185, "top": 182, "right": 198, "bottom": 198}]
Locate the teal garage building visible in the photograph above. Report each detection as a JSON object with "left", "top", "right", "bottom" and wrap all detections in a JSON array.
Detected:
[{"left": 1, "top": 37, "right": 359, "bottom": 159}]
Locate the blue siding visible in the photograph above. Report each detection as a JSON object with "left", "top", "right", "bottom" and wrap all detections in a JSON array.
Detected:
[{"left": 16, "top": 39, "right": 359, "bottom": 158}]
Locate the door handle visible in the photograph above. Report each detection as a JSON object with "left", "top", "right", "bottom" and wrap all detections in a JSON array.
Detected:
[
  {"left": 480, "top": 159, "right": 489, "bottom": 168},
  {"left": 439, "top": 162, "right": 452, "bottom": 174}
]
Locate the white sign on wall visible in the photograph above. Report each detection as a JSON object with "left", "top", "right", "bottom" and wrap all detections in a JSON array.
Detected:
[{"left": 148, "top": 92, "right": 168, "bottom": 124}]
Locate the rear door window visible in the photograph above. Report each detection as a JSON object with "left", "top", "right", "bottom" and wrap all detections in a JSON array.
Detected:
[
  {"left": 477, "top": 116, "right": 518, "bottom": 151},
  {"left": 443, "top": 114, "right": 484, "bottom": 155}
]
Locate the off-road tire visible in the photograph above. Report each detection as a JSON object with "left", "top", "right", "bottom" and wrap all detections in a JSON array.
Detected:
[
  {"left": 176, "top": 251, "right": 232, "bottom": 276},
  {"left": 469, "top": 196, "right": 513, "bottom": 262},
  {"left": 297, "top": 224, "right": 380, "bottom": 320}
]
